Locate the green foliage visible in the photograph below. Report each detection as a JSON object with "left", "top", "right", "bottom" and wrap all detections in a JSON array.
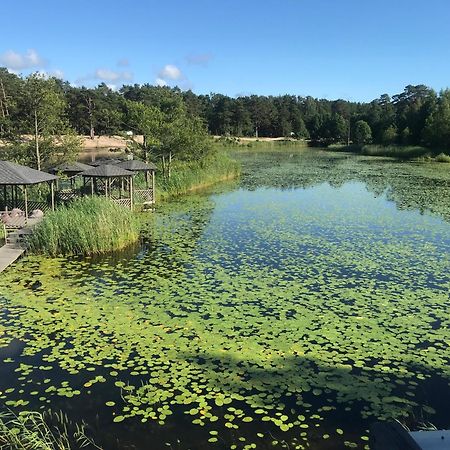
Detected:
[
  {"left": 381, "top": 124, "right": 398, "bottom": 145},
  {"left": 28, "top": 197, "right": 139, "bottom": 256},
  {"left": 423, "top": 89, "right": 450, "bottom": 149},
  {"left": 125, "top": 100, "right": 212, "bottom": 168},
  {"left": 1, "top": 72, "right": 81, "bottom": 169},
  {"left": 2, "top": 68, "right": 450, "bottom": 159},
  {"left": 353, "top": 120, "right": 372, "bottom": 145},
  {"left": 0, "top": 409, "right": 98, "bottom": 450},
  {"left": 158, "top": 110, "right": 212, "bottom": 162},
  {"left": 435, "top": 153, "right": 450, "bottom": 163}
]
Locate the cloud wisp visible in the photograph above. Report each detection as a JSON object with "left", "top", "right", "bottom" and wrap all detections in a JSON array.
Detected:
[
  {"left": 76, "top": 68, "right": 134, "bottom": 88},
  {"left": 0, "top": 49, "right": 46, "bottom": 71},
  {"left": 94, "top": 68, "right": 133, "bottom": 82}
]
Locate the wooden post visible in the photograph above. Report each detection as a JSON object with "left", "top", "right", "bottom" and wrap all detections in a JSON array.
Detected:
[
  {"left": 24, "top": 185, "right": 28, "bottom": 219},
  {"left": 51, "top": 181, "right": 55, "bottom": 211},
  {"left": 152, "top": 171, "right": 155, "bottom": 204},
  {"left": 91, "top": 177, "right": 94, "bottom": 196},
  {"left": 34, "top": 110, "right": 41, "bottom": 171},
  {"left": 130, "top": 176, "right": 133, "bottom": 210},
  {"left": 105, "top": 178, "right": 108, "bottom": 198}
]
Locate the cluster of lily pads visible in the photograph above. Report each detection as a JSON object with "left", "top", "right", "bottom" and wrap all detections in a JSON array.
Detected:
[{"left": 0, "top": 149, "right": 449, "bottom": 449}]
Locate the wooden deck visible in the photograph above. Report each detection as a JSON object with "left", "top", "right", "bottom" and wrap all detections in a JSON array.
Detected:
[
  {"left": 0, "top": 244, "right": 25, "bottom": 272},
  {"left": 0, "top": 217, "right": 43, "bottom": 273}
]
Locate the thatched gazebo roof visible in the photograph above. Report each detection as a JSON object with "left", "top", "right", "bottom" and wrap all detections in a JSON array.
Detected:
[
  {"left": 0, "top": 161, "right": 57, "bottom": 185},
  {"left": 116, "top": 160, "right": 157, "bottom": 172}
]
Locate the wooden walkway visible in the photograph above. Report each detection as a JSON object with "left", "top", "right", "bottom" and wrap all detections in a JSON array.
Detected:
[
  {"left": 0, "top": 217, "right": 43, "bottom": 273},
  {"left": 0, "top": 244, "right": 25, "bottom": 272}
]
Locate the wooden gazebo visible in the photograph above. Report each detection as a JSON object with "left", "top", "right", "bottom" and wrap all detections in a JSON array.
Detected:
[
  {"left": 79, "top": 164, "right": 135, "bottom": 209},
  {"left": 50, "top": 162, "right": 93, "bottom": 193},
  {"left": 0, "top": 160, "right": 57, "bottom": 219},
  {"left": 116, "top": 160, "right": 157, "bottom": 204}
]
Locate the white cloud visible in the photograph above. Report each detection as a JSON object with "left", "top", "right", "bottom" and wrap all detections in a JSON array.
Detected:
[
  {"left": 155, "top": 78, "right": 168, "bottom": 87},
  {"left": 186, "top": 53, "right": 213, "bottom": 66},
  {"left": 95, "top": 68, "right": 132, "bottom": 82},
  {"left": 157, "top": 64, "right": 183, "bottom": 81},
  {"left": 0, "top": 49, "right": 46, "bottom": 71}
]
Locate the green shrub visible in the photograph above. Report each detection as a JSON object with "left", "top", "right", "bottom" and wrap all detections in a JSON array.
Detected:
[
  {"left": 435, "top": 153, "right": 450, "bottom": 163},
  {"left": 28, "top": 197, "right": 139, "bottom": 256}
]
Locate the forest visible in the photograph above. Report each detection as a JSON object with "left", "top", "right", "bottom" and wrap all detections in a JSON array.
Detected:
[{"left": 1, "top": 67, "right": 450, "bottom": 161}]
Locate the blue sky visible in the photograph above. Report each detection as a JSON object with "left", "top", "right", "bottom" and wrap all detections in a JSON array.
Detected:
[{"left": 1, "top": 0, "right": 449, "bottom": 101}]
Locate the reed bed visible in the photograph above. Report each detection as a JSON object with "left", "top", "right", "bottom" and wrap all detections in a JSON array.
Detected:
[
  {"left": 157, "top": 153, "right": 240, "bottom": 200},
  {"left": 28, "top": 197, "right": 139, "bottom": 256},
  {"left": 360, "top": 144, "right": 431, "bottom": 159}
]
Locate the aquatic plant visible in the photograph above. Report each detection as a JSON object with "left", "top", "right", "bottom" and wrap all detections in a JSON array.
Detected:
[
  {"left": 0, "top": 149, "right": 449, "bottom": 449},
  {"left": 0, "top": 409, "right": 100, "bottom": 450},
  {"left": 27, "top": 197, "right": 140, "bottom": 256}
]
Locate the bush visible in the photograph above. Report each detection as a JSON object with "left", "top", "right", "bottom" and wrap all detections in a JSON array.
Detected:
[
  {"left": 435, "top": 153, "right": 450, "bottom": 163},
  {"left": 28, "top": 197, "right": 139, "bottom": 256}
]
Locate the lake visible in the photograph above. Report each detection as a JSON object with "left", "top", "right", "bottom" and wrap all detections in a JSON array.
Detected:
[{"left": 0, "top": 148, "right": 449, "bottom": 449}]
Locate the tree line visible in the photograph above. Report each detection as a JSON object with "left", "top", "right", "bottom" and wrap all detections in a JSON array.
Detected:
[{"left": 1, "top": 67, "right": 449, "bottom": 169}]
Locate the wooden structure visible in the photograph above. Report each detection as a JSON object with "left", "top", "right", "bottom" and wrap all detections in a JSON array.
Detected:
[
  {"left": 79, "top": 164, "right": 135, "bottom": 209},
  {"left": 0, "top": 160, "right": 57, "bottom": 219},
  {"left": 0, "top": 245, "right": 24, "bottom": 273},
  {"left": 116, "top": 160, "right": 157, "bottom": 204},
  {"left": 50, "top": 162, "right": 93, "bottom": 203}
]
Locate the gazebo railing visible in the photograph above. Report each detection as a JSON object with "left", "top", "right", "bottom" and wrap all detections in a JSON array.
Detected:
[
  {"left": 4, "top": 200, "right": 51, "bottom": 213},
  {"left": 112, "top": 198, "right": 132, "bottom": 208},
  {"left": 134, "top": 188, "right": 154, "bottom": 204},
  {"left": 56, "top": 189, "right": 81, "bottom": 202}
]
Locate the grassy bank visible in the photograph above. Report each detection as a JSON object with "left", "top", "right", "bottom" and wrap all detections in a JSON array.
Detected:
[
  {"left": 28, "top": 197, "right": 139, "bottom": 256},
  {"left": 328, "top": 143, "right": 450, "bottom": 161},
  {"left": 156, "top": 152, "right": 240, "bottom": 200},
  {"left": 213, "top": 136, "right": 309, "bottom": 149}
]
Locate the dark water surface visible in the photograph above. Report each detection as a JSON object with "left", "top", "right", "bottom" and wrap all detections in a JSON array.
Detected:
[{"left": 0, "top": 149, "right": 449, "bottom": 449}]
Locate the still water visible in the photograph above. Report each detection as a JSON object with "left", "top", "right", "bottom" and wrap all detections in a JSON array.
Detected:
[{"left": 0, "top": 149, "right": 449, "bottom": 449}]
